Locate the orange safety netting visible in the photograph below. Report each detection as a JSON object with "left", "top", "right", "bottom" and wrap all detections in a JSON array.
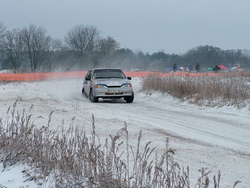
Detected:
[
  {"left": 0, "top": 71, "right": 232, "bottom": 82},
  {"left": 0, "top": 71, "right": 87, "bottom": 81},
  {"left": 125, "top": 71, "right": 224, "bottom": 77}
]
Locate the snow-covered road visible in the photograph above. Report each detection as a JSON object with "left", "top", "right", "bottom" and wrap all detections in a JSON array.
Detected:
[{"left": 0, "top": 78, "right": 250, "bottom": 187}]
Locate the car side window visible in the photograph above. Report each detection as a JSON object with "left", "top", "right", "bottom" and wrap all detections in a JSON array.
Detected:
[{"left": 85, "top": 70, "right": 92, "bottom": 80}]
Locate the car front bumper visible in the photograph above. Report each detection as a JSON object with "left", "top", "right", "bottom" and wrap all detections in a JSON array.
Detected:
[{"left": 93, "top": 88, "right": 133, "bottom": 98}]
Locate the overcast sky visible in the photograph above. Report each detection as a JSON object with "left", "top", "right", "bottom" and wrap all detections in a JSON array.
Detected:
[{"left": 1, "top": 0, "right": 250, "bottom": 54}]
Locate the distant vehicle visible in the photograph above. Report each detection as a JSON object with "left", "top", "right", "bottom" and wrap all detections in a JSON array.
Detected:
[
  {"left": 82, "top": 68, "right": 134, "bottom": 103},
  {"left": 131, "top": 69, "right": 139, "bottom": 72},
  {"left": 0, "top": 69, "right": 13, "bottom": 73}
]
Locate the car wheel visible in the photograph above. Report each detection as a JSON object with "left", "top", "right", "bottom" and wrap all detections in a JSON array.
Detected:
[
  {"left": 125, "top": 92, "right": 134, "bottom": 103},
  {"left": 82, "top": 88, "right": 84, "bottom": 94},
  {"left": 89, "top": 89, "right": 98, "bottom": 102}
]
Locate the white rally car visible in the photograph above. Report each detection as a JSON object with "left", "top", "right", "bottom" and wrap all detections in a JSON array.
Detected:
[{"left": 82, "top": 68, "right": 134, "bottom": 103}]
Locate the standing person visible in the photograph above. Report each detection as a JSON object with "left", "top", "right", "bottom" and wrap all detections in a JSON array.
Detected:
[
  {"left": 228, "top": 64, "right": 232, "bottom": 72},
  {"left": 213, "top": 65, "right": 221, "bottom": 73},
  {"left": 184, "top": 65, "right": 188, "bottom": 72},
  {"left": 173, "top": 64, "right": 177, "bottom": 72},
  {"left": 195, "top": 63, "right": 200, "bottom": 72},
  {"left": 237, "top": 64, "right": 240, "bottom": 72},
  {"left": 188, "top": 64, "right": 193, "bottom": 72}
]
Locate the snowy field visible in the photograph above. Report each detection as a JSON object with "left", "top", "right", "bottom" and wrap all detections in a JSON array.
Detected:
[{"left": 0, "top": 77, "right": 250, "bottom": 188}]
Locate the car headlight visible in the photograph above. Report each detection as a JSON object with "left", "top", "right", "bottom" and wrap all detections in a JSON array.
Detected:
[
  {"left": 122, "top": 83, "right": 132, "bottom": 88},
  {"left": 95, "top": 84, "right": 107, "bottom": 88}
]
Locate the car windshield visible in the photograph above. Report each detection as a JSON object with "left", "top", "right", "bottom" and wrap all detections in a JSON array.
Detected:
[{"left": 93, "top": 69, "right": 126, "bottom": 79}]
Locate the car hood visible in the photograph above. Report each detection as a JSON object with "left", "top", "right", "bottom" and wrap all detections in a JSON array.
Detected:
[{"left": 94, "top": 78, "right": 130, "bottom": 86}]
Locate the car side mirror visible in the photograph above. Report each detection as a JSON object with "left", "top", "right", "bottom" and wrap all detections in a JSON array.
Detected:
[
  {"left": 127, "top": 77, "right": 132, "bottom": 80},
  {"left": 85, "top": 77, "right": 91, "bottom": 81}
]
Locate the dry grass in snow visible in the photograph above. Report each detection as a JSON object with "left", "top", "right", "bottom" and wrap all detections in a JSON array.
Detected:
[
  {"left": 140, "top": 73, "right": 250, "bottom": 109},
  {"left": 0, "top": 101, "right": 236, "bottom": 188}
]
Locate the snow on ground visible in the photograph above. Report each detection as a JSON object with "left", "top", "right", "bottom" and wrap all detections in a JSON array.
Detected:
[
  {"left": 0, "top": 164, "right": 39, "bottom": 188},
  {"left": 0, "top": 78, "right": 250, "bottom": 187}
]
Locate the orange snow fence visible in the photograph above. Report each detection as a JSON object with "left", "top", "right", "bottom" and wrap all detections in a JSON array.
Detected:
[
  {"left": 0, "top": 71, "right": 236, "bottom": 82},
  {"left": 0, "top": 71, "right": 87, "bottom": 81},
  {"left": 128, "top": 71, "right": 224, "bottom": 78}
]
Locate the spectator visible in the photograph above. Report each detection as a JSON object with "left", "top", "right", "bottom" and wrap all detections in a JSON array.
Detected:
[
  {"left": 213, "top": 65, "right": 221, "bottom": 73},
  {"left": 237, "top": 64, "right": 240, "bottom": 72},
  {"left": 195, "top": 63, "right": 200, "bottom": 72},
  {"left": 173, "top": 64, "right": 177, "bottom": 72},
  {"left": 66, "top": 66, "right": 70, "bottom": 72},
  {"left": 228, "top": 64, "right": 232, "bottom": 72},
  {"left": 184, "top": 65, "right": 188, "bottom": 72},
  {"left": 188, "top": 64, "right": 193, "bottom": 72}
]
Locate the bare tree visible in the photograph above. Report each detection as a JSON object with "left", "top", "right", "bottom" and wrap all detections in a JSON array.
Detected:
[
  {"left": 0, "top": 23, "right": 7, "bottom": 65},
  {"left": 3, "top": 29, "right": 25, "bottom": 72},
  {"left": 20, "top": 24, "right": 51, "bottom": 72},
  {"left": 98, "top": 36, "right": 120, "bottom": 56},
  {"left": 98, "top": 36, "right": 120, "bottom": 67},
  {"left": 64, "top": 25, "right": 100, "bottom": 68},
  {"left": 42, "top": 38, "right": 63, "bottom": 72},
  {"left": 0, "top": 22, "right": 6, "bottom": 42}
]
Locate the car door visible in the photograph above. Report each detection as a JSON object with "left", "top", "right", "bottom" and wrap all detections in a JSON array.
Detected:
[{"left": 83, "top": 70, "right": 92, "bottom": 96}]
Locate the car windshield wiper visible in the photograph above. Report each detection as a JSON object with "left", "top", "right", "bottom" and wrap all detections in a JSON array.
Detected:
[
  {"left": 110, "top": 77, "right": 124, "bottom": 79},
  {"left": 95, "top": 77, "right": 110, "bottom": 79}
]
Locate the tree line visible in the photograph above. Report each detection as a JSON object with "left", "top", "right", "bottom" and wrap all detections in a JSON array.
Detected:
[{"left": 0, "top": 22, "right": 250, "bottom": 73}]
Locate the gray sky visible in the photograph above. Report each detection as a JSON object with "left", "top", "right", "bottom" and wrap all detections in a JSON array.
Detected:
[{"left": 1, "top": 0, "right": 250, "bottom": 54}]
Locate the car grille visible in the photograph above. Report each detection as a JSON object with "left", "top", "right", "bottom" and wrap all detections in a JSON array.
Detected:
[{"left": 107, "top": 86, "right": 121, "bottom": 88}]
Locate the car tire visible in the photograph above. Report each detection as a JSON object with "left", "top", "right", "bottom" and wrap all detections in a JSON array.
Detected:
[
  {"left": 89, "top": 89, "right": 98, "bottom": 102},
  {"left": 82, "top": 88, "right": 84, "bottom": 94},
  {"left": 125, "top": 92, "right": 134, "bottom": 103}
]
